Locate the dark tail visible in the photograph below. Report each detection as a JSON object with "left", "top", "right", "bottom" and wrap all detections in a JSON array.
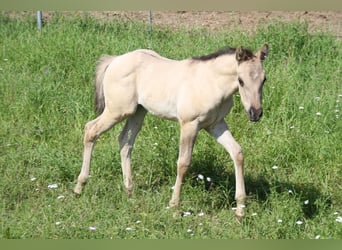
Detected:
[{"left": 94, "top": 55, "right": 115, "bottom": 116}]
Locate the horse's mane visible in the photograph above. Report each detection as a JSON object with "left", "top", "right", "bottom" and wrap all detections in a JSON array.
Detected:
[{"left": 192, "top": 47, "right": 254, "bottom": 61}]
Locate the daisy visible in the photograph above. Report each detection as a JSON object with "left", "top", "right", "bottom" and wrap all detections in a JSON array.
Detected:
[{"left": 48, "top": 184, "right": 58, "bottom": 189}]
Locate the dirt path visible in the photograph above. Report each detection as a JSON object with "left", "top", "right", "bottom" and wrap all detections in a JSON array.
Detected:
[
  {"left": 4, "top": 11, "right": 342, "bottom": 37},
  {"left": 88, "top": 11, "right": 342, "bottom": 37}
]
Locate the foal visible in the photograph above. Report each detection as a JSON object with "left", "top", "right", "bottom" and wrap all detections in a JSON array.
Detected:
[{"left": 74, "top": 44, "right": 268, "bottom": 220}]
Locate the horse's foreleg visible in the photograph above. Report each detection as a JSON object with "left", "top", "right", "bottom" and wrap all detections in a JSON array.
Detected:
[
  {"left": 74, "top": 110, "right": 122, "bottom": 195},
  {"left": 169, "top": 120, "right": 199, "bottom": 208},
  {"left": 207, "top": 120, "right": 246, "bottom": 222},
  {"left": 118, "top": 106, "right": 146, "bottom": 196}
]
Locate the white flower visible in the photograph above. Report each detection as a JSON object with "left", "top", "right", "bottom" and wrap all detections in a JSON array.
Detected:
[
  {"left": 55, "top": 221, "right": 62, "bottom": 225},
  {"left": 183, "top": 211, "right": 191, "bottom": 217},
  {"left": 337, "top": 100, "right": 341, "bottom": 103},
  {"left": 252, "top": 213, "right": 257, "bottom": 216},
  {"left": 304, "top": 200, "right": 309, "bottom": 205},
  {"left": 290, "top": 125, "right": 295, "bottom": 129},
  {"left": 338, "top": 94, "right": 342, "bottom": 97},
  {"left": 299, "top": 106, "right": 304, "bottom": 110},
  {"left": 231, "top": 207, "right": 237, "bottom": 211},
  {"left": 197, "top": 174, "right": 204, "bottom": 180},
  {"left": 315, "top": 235, "right": 320, "bottom": 239},
  {"left": 30, "top": 177, "right": 37, "bottom": 182},
  {"left": 165, "top": 206, "right": 170, "bottom": 210},
  {"left": 89, "top": 226, "right": 97, "bottom": 231},
  {"left": 335, "top": 109, "right": 340, "bottom": 113},
  {"left": 186, "top": 229, "right": 193, "bottom": 233},
  {"left": 277, "top": 219, "right": 283, "bottom": 223},
  {"left": 198, "top": 212, "right": 205, "bottom": 217},
  {"left": 272, "top": 165, "right": 278, "bottom": 170},
  {"left": 206, "top": 177, "right": 211, "bottom": 182},
  {"left": 57, "top": 195, "right": 65, "bottom": 200},
  {"left": 316, "top": 112, "right": 321, "bottom": 116},
  {"left": 296, "top": 220, "right": 304, "bottom": 225},
  {"left": 48, "top": 184, "right": 58, "bottom": 189},
  {"left": 333, "top": 212, "right": 339, "bottom": 215},
  {"left": 288, "top": 190, "right": 293, "bottom": 194},
  {"left": 136, "top": 220, "right": 142, "bottom": 224},
  {"left": 336, "top": 216, "right": 342, "bottom": 223},
  {"left": 125, "top": 227, "right": 133, "bottom": 231}
]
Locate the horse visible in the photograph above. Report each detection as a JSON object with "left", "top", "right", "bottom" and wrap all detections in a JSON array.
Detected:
[{"left": 74, "top": 44, "right": 269, "bottom": 221}]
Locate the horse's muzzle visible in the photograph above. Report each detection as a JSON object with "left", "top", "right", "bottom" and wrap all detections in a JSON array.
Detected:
[{"left": 248, "top": 107, "right": 263, "bottom": 122}]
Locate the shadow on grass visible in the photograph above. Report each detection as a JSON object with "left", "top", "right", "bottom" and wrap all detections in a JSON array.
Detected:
[
  {"left": 66, "top": 151, "right": 331, "bottom": 220},
  {"left": 189, "top": 157, "right": 332, "bottom": 219}
]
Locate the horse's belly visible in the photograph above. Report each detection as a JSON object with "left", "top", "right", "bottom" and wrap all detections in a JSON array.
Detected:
[{"left": 139, "top": 98, "right": 178, "bottom": 121}]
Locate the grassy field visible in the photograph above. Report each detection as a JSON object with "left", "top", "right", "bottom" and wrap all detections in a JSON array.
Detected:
[{"left": 0, "top": 13, "right": 341, "bottom": 239}]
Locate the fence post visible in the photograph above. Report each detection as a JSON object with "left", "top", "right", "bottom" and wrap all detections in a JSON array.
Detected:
[
  {"left": 37, "top": 11, "right": 43, "bottom": 30},
  {"left": 147, "top": 10, "right": 153, "bottom": 49},
  {"left": 148, "top": 10, "right": 153, "bottom": 33}
]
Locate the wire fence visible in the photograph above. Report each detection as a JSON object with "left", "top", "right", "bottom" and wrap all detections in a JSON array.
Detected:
[
  {"left": 37, "top": 10, "right": 342, "bottom": 39},
  {"left": 36, "top": 10, "right": 154, "bottom": 32}
]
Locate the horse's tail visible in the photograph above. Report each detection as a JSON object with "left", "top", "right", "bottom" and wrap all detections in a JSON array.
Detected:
[{"left": 94, "top": 55, "right": 115, "bottom": 116}]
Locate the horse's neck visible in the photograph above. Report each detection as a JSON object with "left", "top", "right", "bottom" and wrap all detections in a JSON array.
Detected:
[
  {"left": 194, "top": 55, "right": 239, "bottom": 97},
  {"left": 211, "top": 54, "right": 238, "bottom": 89},
  {"left": 211, "top": 54, "right": 238, "bottom": 76}
]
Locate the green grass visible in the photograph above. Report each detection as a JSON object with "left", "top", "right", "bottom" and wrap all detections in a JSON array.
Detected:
[{"left": 0, "top": 13, "right": 341, "bottom": 239}]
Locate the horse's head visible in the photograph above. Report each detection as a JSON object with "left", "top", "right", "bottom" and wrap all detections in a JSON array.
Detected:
[{"left": 236, "top": 44, "right": 268, "bottom": 122}]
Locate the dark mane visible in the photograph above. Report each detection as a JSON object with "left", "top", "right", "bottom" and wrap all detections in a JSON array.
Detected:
[
  {"left": 192, "top": 47, "right": 254, "bottom": 61},
  {"left": 192, "top": 47, "right": 236, "bottom": 61}
]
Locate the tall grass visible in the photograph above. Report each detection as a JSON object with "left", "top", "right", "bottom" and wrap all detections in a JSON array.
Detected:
[{"left": 0, "top": 13, "right": 341, "bottom": 239}]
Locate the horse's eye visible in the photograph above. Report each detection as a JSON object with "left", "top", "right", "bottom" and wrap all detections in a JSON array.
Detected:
[{"left": 238, "top": 77, "right": 244, "bottom": 87}]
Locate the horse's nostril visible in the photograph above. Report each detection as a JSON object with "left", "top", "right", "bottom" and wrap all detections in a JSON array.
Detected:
[{"left": 249, "top": 107, "right": 263, "bottom": 122}]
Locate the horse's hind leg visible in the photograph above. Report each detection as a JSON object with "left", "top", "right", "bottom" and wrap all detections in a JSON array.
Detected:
[
  {"left": 74, "top": 109, "right": 124, "bottom": 194},
  {"left": 118, "top": 106, "right": 147, "bottom": 196},
  {"left": 206, "top": 120, "right": 246, "bottom": 222}
]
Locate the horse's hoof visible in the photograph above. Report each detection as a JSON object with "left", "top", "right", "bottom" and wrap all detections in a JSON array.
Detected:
[
  {"left": 73, "top": 184, "right": 83, "bottom": 195},
  {"left": 73, "top": 190, "right": 82, "bottom": 197},
  {"left": 126, "top": 189, "right": 133, "bottom": 198},
  {"left": 172, "top": 211, "right": 182, "bottom": 218},
  {"left": 168, "top": 201, "right": 179, "bottom": 208},
  {"left": 236, "top": 215, "right": 243, "bottom": 224}
]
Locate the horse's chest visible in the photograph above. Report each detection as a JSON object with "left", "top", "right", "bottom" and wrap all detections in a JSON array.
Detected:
[{"left": 200, "top": 97, "right": 233, "bottom": 125}]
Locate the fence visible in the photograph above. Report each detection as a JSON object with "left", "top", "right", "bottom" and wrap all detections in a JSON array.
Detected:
[
  {"left": 34, "top": 11, "right": 341, "bottom": 39},
  {"left": 36, "top": 10, "right": 154, "bottom": 32}
]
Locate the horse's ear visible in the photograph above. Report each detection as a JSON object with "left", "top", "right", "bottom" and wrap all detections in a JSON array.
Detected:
[
  {"left": 258, "top": 44, "right": 269, "bottom": 61},
  {"left": 236, "top": 46, "right": 246, "bottom": 63}
]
